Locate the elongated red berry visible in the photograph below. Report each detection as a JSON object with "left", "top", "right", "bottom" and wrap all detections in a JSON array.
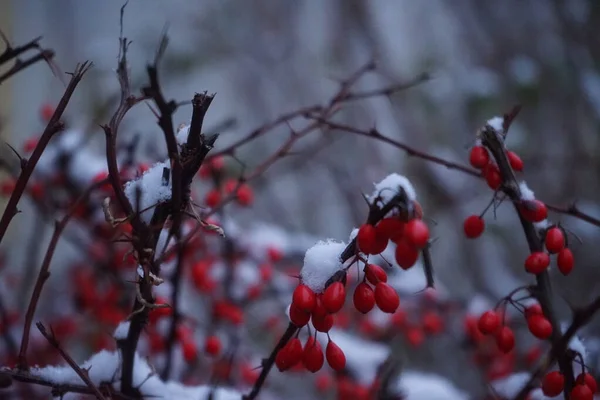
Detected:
[
  {"left": 292, "top": 284, "right": 316, "bottom": 313},
  {"left": 527, "top": 314, "right": 552, "bottom": 339},
  {"left": 204, "top": 335, "right": 221, "bottom": 356},
  {"left": 524, "top": 252, "right": 550, "bottom": 274},
  {"left": 469, "top": 146, "right": 490, "bottom": 169},
  {"left": 484, "top": 164, "right": 502, "bottom": 190},
  {"left": 311, "top": 314, "right": 334, "bottom": 333},
  {"left": 289, "top": 304, "right": 311, "bottom": 327},
  {"left": 374, "top": 282, "right": 399, "bottom": 313},
  {"left": 545, "top": 227, "right": 565, "bottom": 253},
  {"left": 325, "top": 341, "right": 346, "bottom": 371},
  {"left": 477, "top": 311, "right": 500, "bottom": 335},
  {"left": 495, "top": 326, "right": 515, "bottom": 353},
  {"left": 570, "top": 384, "right": 593, "bottom": 400},
  {"left": 520, "top": 199, "right": 547, "bottom": 222},
  {"left": 404, "top": 220, "right": 429, "bottom": 249},
  {"left": 376, "top": 218, "right": 404, "bottom": 242},
  {"left": 576, "top": 373, "right": 597, "bottom": 393},
  {"left": 557, "top": 248, "right": 574, "bottom": 276},
  {"left": 302, "top": 337, "right": 324, "bottom": 373},
  {"left": 322, "top": 282, "right": 346, "bottom": 314},
  {"left": 542, "top": 371, "right": 565, "bottom": 397},
  {"left": 463, "top": 215, "right": 485, "bottom": 238},
  {"left": 364, "top": 264, "right": 387, "bottom": 285},
  {"left": 353, "top": 283, "right": 375, "bottom": 314},
  {"left": 507, "top": 151, "right": 524, "bottom": 172},
  {"left": 357, "top": 224, "right": 387, "bottom": 255},
  {"left": 394, "top": 239, "right": 419, "bottom": 270}
]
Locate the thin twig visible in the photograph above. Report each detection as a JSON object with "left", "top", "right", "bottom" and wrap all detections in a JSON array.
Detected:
[
  {"left": 0, "top": 61, "right": 92, "bottom": 245},
  {"left": 36, "top": 322, "right": 108, "bottom": 400}
]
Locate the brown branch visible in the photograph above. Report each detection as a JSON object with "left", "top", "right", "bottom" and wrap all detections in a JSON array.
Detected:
[
  {"left": 0, "top": 49, "right": 55, "bottom": 84},
  {"left": 17, "top": 180, "right": 105, "bottom": 370},
  {"left": 243, "top": 189, "right": 414, "bottom": 399},
  {"left": 513, "top": 295, "right": 600, "bottom": 400},
  {"left": 0, "top": 60, "right": 92, "bottom": 246},
  {"left": 0, "top": 369, "right": 129, "bottom": 399},
  {"left": 36, "top": 322, "right": 108, "bottom": 400},
  {"left": 480, "top": 124, "right": 574, "bottom": 398},
  {"left": 317, "top": 119, "right": 600, "bottom": 228}
]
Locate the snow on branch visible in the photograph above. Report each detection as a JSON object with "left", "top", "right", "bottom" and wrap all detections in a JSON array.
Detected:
[{"left": 299, "top": 240, "right": 347, "bottom": 293}]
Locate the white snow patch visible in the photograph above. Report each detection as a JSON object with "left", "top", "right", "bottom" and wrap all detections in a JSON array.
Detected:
[
  {"left": 300, "top": 240, "right": 347, "bottom": 293},
  {"left": 316, "top": 328, "right": 388, "bottom": 385},
  {"left": 491, "top": 372, "right": 548, "bottom": 400},
  {"left": 26, "top": 350, "right": 241, "bottom": 399},
  {"left": 113, "top": 321, "right": 130, "bottom": 340},
  {"left": 369, "top": 173, "right": 416, "bottom": 204},
  {"left": 519, "top": 181, "right": 535, "bottom": 201},
  {"left": 396, "top": 371, "right": 469, "bottom": 400},
  {"left": 486, "top": 116, "right": 504, "bottom": 132},
  {"left": 123, "top": 161, "right": 172, "bottom": 224}
]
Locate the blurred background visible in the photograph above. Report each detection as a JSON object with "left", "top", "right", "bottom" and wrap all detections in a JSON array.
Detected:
[{"left": 1, "top": 0, "right": 600, "bottom": 399}]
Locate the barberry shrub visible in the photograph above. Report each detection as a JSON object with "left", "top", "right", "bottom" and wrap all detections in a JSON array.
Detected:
[{"left": 0, "top": 9, "right": 599, "bottom": 400}]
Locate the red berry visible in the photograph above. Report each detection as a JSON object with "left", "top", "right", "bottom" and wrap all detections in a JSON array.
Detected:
[
  {"left": 542, "top": 371, "right": 565, "bottom": 397},
  {"left": 302, "top": 338, "right": 324, "bottom": 373},
  {"left": 23, "top": 137, "right": 38, "bottom": 153},
  {"left": 404, "top": 219, "right": 429, "bottom": 249},
  {"left": 204, "top": 335, "right": 221, "bottom": 356},
  {"left": 292, "top": 284, "right": 316, "bottom": 313},
  {"left": 311, "top": 314, "right": 334, "bottom": 333},
  {"left": 205, "top": 189, "right": 221, "bottom": 208},
  {"left": 182, "top": 340, "right": 197, "bottom": 363},
  {"left": 374, "top": 282, "right": 399, "bottom": 313},
  {"left": 376, "top": 218, "right": 404, "bottom": 242},
  {"left": 524, "top": 252, "right": 550, "bottom": 274},
  {"left": 364, "top": 264, "right": 387, "bottom": 285},
  {"left": 520, "top": 199, "right": 547, "bottom": 222},
  {"left": 576, "top": 373, "right": 598, "bottom": 393},
  {"left": 463, "top": 215, "right": 485, "bottom": 238},
  {"left": 315, "top": 374, "right": 332, "bottom": 392},
  {"left": 282, "top": 338, "right": 303, "bottom": 369},
  {"left": 484, "top": 164, "right": 502, "bottom": 190},
  {"left": 236, "top": 183, "right": 253, "bottom": 206},
  {"left": 0, "top": 179, "right": 15, "bottom": 196},
  {"left": 495, "top": 326, "right": 515, "bottom": 353},
  {"left": 525, "top": 303, "right": 543, "bottom": 319},
  {"left": 394, "top": 239, "right": 419, "bottom": 269},
  {"left": 478, "top": 311, "right": 500, "bottom": 335},
  {"left": 357, "top": 224, "right": 387, "bottom": 255},
  {"left": 325, "top": 341, "right": 346, "bottom": 371},
  {"left": 353, "top": 283, "right": 375, "bottom": 314},
  {"left": 571, "top": 384, "right": 593, "bottom": 400},
  {"left": 422, "top": 311, "right": 444, "bottom": 335},
  {"left": 507, "top": 151, "right": 524, "bottom": 172},
  {"left": 527, "top": 314, "right": 552, "bottom": 339},
  {"left": 275, "top": 345, "right": 293, "bottom": 372},
  {"left": 40, "top": 103, "right": 55, "bottom": 121},
  {"left": 406, "top": 327, "right": 424, "bottom": 347},
  {"left": 267, "top": 246, "right": 283, "bottom": 262},
  {"left": 311, "top": 295, "right": 328, "bottom": 320},
  {"left": 557, "top": 248, "right": 574, "bottom": 276},
  {"left": 289, "top": 304, "right": 311, "bottom": 327},
  {"left": 322, "top": 282, "right": 346, "bottom": 314},
  {"left": 469, "top": 146, "right": 490, "bottom": 169},
  {"left": 545, "top": 227, "right": 565, "bottom": 253}
]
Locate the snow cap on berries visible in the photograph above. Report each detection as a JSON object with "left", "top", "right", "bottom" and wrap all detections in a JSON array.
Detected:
[
  {"left": 369, "top": 173, "right": 416, "bottom": 204},
  {"left": 300, "top": 240, "right": 347, "bottom": 293}
]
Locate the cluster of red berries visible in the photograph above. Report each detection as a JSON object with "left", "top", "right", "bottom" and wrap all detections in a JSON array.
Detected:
[
  {"left": 275, "top": 335, "right": 346, "bottom": 373},
  {"left": 353, "top": 264, "right": 400, "bottom": 314},
  {"left": 469, "top": 145, "right": 523, "bottom": 190},
  {"left": 524, "top": 226, "right": 574, "bottom": 276},
  {"left": 199, "top": 155, "right": 254, "bottom": 207},
  {"left": 542, "top": 370, "right": 597, "bottom": 399},
  {"left": 356, "top": 203, "right": 429, "bottom": 270},
  {"left": 476, "top": 310, "right": 515, "bottom": 353}
]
